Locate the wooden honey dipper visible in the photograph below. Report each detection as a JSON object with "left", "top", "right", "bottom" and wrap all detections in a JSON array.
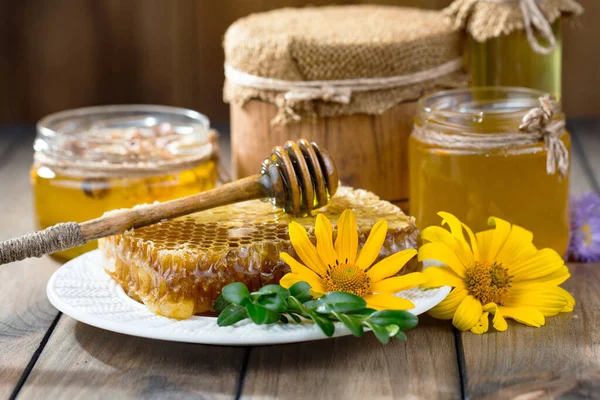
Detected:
[{"left": 0, "top": 139, "right": 338, "bottom": 265}]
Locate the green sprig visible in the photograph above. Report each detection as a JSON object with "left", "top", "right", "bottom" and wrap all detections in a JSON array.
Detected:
[{"left": 215, "top": 281, "right": 418, "bottom": 344}]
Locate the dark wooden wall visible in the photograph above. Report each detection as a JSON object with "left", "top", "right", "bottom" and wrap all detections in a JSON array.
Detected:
[{"left": 0, "top": 0, "right": 597, "bottom": 124}]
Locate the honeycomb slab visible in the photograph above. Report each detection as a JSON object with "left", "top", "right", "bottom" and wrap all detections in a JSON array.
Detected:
[{"left": 99, "top": 186, "right": 419, "bottom": 319}]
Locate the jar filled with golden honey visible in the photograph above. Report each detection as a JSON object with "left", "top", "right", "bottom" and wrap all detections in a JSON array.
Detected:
[
  {"left": 32, "top": 105, "right": 219, "bottom": 261},
  {"left": 444, "top": 0, "right": 583, "bottom": 99},
  {"left": 409, "top": 87, "right": 570, "bottom": 255}
]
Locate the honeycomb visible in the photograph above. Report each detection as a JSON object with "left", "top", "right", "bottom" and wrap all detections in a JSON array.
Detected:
[{"left": 99, "top": 186, "right": 419, "bottom": 319}]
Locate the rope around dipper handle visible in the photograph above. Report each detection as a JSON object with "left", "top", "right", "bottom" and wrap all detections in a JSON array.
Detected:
[{"left": 0, "top": 223, "right": 86, "bottom": 264}]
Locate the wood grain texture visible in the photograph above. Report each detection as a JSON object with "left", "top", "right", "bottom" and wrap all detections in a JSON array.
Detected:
[
  {"left": 17, "top": 317, "right": 246, "bottom": 400},
  {"left": 461, "top": 264, "right": 600, "bottom": 399},
  {"left": 0, "top": 129, "right": 61, "bottom": 398},
  {"left": 240, "top": 315, "right": 461, "bottom": 399},
  {"left": 231, "top": 101, "right": 415, "bottom": 203}
]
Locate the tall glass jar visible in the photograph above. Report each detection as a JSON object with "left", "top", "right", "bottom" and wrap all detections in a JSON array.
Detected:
[
  {"left": 409, "top": 87, "right": 570, "bottom": 255},
  {"left": 32, "top": 105, "right": 219, "bottom": 261},
  {"left": 468, "top": 21, "right": 562, "bottom": 98}
]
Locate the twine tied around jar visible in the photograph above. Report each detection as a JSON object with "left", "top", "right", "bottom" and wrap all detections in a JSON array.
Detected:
[
  {"left": 412, "top": 94, "right": 569, "bottom": 177},
  {"left": 488, "top": 0, "right": 556, "bottom": 54},
  {"left": 225, "top": 59, "right": 463, "bottom": 124},
  {"left": 444, "top": 0, "right": 583, "bottom": 55}
]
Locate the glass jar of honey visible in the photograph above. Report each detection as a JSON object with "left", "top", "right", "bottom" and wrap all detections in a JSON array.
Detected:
[
  {"left": 32, "top": 105, "right": 219, "bottom": 261},
  {"left": 468, "top": 20, "right": 562, "bottom": 98},
  {"left": 409, "top": 87, "right": 570, "bottom": 255}
]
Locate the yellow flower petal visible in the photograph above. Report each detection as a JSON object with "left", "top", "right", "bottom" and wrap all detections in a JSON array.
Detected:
[
  {"left": 495, "top": 224, "right": 537, "bottom": 267},
  {"left": 503, "top": 287, "right": 569, "bottom": 317},
  {"left": 475, "top": 229, "right": 495, "bottom": 262},
  {"left": 367, "top": 248, "right": 417, "bottom": 282},
  {"left": 355, "top": 220, "right": 387, "bottom": 270},
  {"left": 438, "top": 212, "right": 469, "bottom": 249},
  {"left": 428, "top": 287, "right": 468, "bottom": 320},
  {"left": 511, "top": 265, "right": 570, "bottom": 289},
  {"left": 510, "top": 248, "right": 566, "bottom": 282},
  {"left": 334, "top": 209, "right": 358, "bottom": 265},
  {"left": 470, "top": 312, "right": 489, "bottom": 334},
  {"left": 421, "top": 266, "right": 465, "bottom": 289},
  {"left": 498, "top": 306, "right": 545, "bottom": 328},
  {"left": 462, "top": 222, "right": 480, "bottom": 260},
  {"left": 421, "top": 226, "right": 473, "bottom": 267},
  {"left": 555, "top": 286, "right": 576, "bottom": 312},
  {"left": 280, "top": 252, "right": 323, "bottom": 282},
  {"left": 452, "top": 295, "right": 483, "bottom": 331},
  {"left": 485, "top": 216, "right": 512, "bottom": 261},
  {"left": 370, "top": 272, "right": 425, "bottom": 294},
  {"left": 288, "top": 222, "right": 327, "bottom": 276},
  {"left": 418, "top": 242, "right": 466, "bottom": 278},
  {"left": 315, "top": 214, "right": 337, "bottom": 268},
  {"left": 279, "top": 272, "right": 326, "bottom": 294},
  {"left": 482, "top": 302, "right": 507, "bottom": 331},
  {"left": 363, "top": 293, "right": 415, "bottom": 310}
]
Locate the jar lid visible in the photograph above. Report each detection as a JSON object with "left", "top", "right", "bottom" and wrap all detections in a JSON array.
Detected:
[
  {"left": 35, "top": 105, "right": 218, "bottom": 178},
  {"left": 223, "top": 5, "right": 467, "bottom": 123}
]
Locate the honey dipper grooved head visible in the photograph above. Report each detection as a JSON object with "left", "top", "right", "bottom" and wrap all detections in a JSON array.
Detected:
[{"left": 261, "top": 139, "right": 338, "bottom": 216}]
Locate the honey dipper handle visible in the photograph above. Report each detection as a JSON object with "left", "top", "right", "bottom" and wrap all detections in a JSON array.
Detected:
[
  {"left": 0, "top": 223, "right": 86, "bottom": 264},
  {"left": 0, "top": 175, "right": 268, "bottom": 265},
  {"left": 79, "top": 175, "right": 268, "bottom": 241}
]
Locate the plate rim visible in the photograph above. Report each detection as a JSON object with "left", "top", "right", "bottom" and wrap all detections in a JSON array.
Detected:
[{"left": 47, "top": 250, "right": 451, "bottom": 346}]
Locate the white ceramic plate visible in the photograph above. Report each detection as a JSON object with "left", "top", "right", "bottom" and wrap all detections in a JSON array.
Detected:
[{"left": 47, "top": 250, "right": 451, "bottom": 346}]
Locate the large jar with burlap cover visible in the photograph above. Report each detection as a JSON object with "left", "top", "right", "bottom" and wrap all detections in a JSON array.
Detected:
[{"left": 223, "top": 5, "right": 466, "bottom": 210}]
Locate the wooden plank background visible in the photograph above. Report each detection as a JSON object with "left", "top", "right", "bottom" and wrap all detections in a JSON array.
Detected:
[{"left": 0, "top": 0, "right": 597, "bottom": 125}]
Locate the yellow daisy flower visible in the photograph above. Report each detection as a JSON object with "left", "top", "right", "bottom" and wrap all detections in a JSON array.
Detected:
[
  {"left": 420, "top": 212, "right": 575, "bottom": 334},
  {"left": 279, "top": 209, "right": 424, "bottom": 310}
]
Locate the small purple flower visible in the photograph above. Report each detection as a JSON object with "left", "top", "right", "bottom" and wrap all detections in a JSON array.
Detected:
[{"left": 569, "top": 192, "right": 600, "bottom": 262}]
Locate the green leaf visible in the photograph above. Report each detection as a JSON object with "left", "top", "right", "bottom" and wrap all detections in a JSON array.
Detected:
[
  {"left": 332, "top": 311, "right": 363, "bottom": 337},
  {"left": 287, "top": 297, "right": 306, "bottom": 313},
  {"left": 315, "top": 292, "right": 367, "bottom": 313},
  {"left": 253, "top": 285, "right": 290, "bottom": 298},
  {"left": 385, "top": 324, "right": 400, "bottom": 337},
  {"left": 217, "top": 305, "right": 247, "bottom": 326},
  {"left": 301, "top": 300, "right": 318, "bottom": 310},
  {"left": 367, "top": 310, "right": 418, "bottom": 330},
  {"left": 288, "top": 313, "right": 302, "bottom": 323},
  {"left": 213, "top": 295, "right": 230, "bottom": 314},
  {"left": 289, "top": 281, "right": 313, "bottom": 303},
  {"left": 394, "top": 331, "right": 408, "bottom": 341},
  {"left": 221, "top": 282, "right": 251, "bottom": 305},
  {"left": 257, "top": 293, "right": 287, "bottom": 313},
  {"left": 365, "top": 322, "right": 391, "bottom": 345},
  {"left": 347, "top": 308, "right": 378, "bottom": 318},
  {"left": 310, "top": 312, "right": 335, "bottom": 337},
  {"left": 246, "top": 302, "right": 281, "bottom": 325}
]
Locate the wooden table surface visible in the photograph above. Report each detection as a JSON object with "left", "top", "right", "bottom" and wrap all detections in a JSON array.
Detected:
[{"left": 0, "top": 122, "right": 599, "bottom": 400}]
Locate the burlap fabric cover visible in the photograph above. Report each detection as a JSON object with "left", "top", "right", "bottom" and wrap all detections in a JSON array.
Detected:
[
  {"left": 223, "top": 6, "right": 466, "bottom": 123},
  {"left": 445, "top": 0, "right": 583, "bottom": 42}
]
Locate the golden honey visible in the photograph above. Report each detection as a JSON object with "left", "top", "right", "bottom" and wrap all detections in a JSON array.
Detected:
[
  {"left": 31, "top": 105, "right": 219, "bottom": 261},
  {"left": 99, "top": 186, "right": 420, "bottom": 319},
  {"left": 468, "top": 21, "right": 561, "bottom": 98},
  {"left": 409, "top": 88, "right": 570, "bottom": 255}
]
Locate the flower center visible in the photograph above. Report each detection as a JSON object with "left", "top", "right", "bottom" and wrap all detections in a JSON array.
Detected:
[
  {"left": 583, "top": 224, "right": 593, "bottom": 247},
  {"left": 465, "top": 261, "right": 513, "bottom": 306},
  {"left": 324, "top": 260, "right": 371, "bottom": 297}
]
